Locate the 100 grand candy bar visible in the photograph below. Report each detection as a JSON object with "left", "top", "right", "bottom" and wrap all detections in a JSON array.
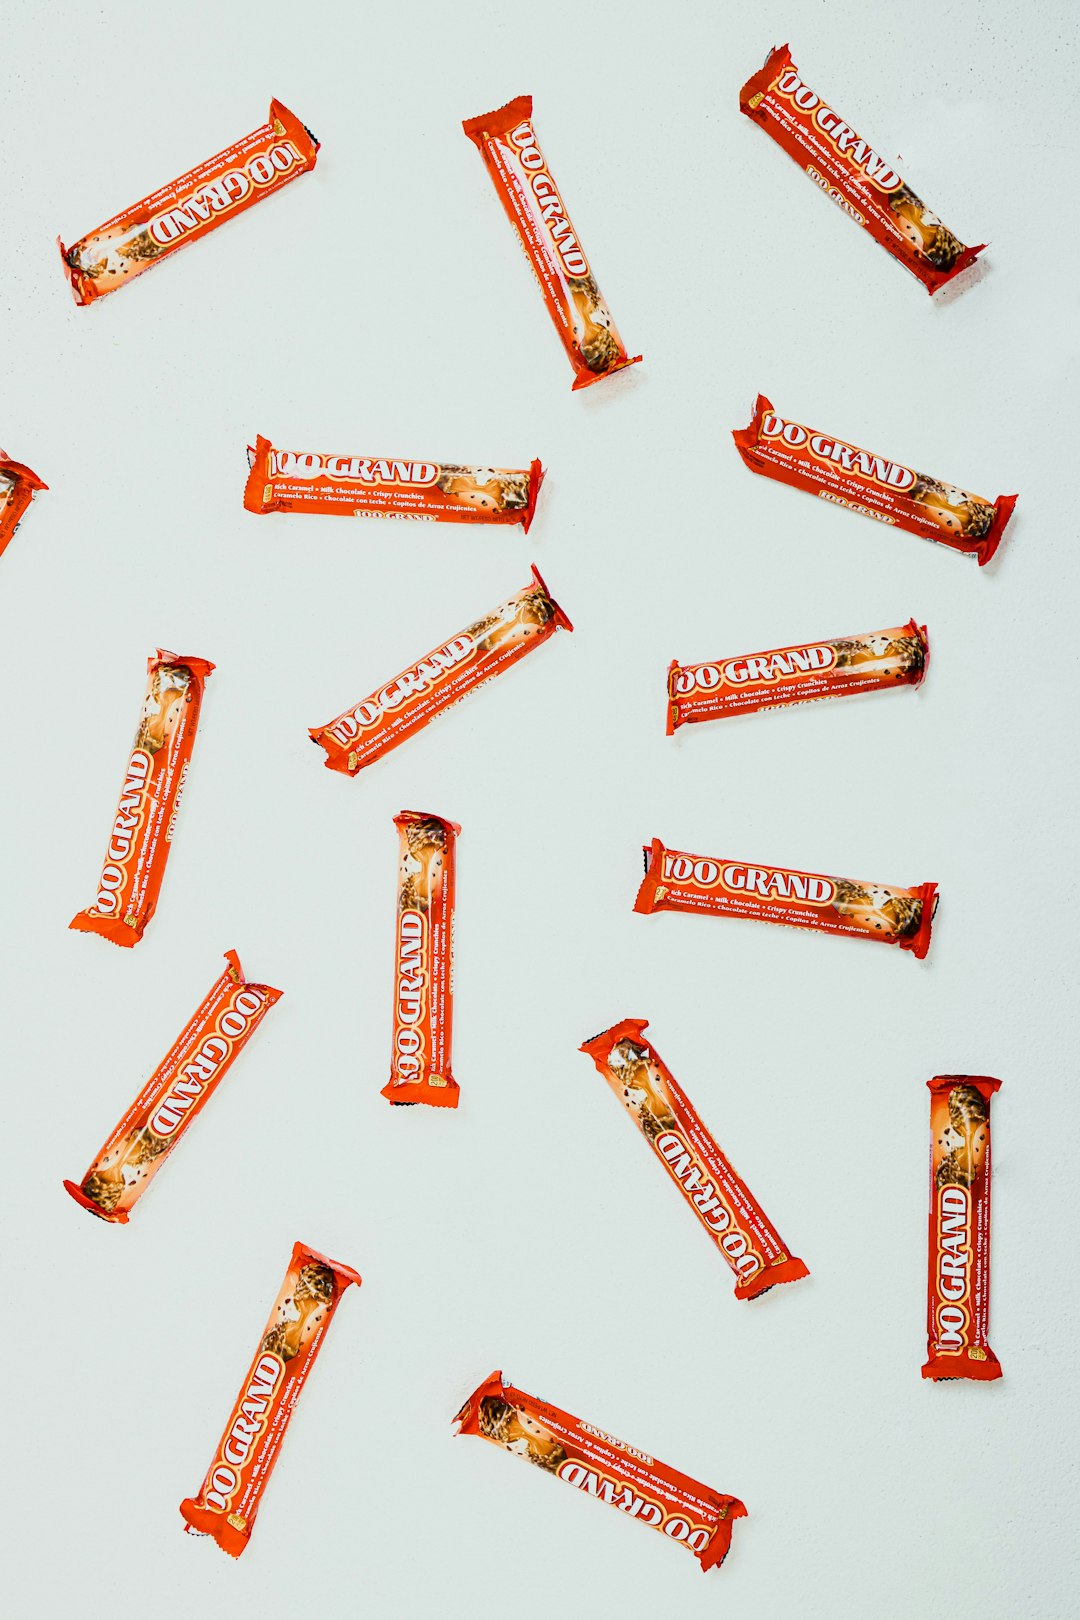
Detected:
[
  {"left": 59, "top": 100, "right": 319, "bottom": 304},
  {"left": 64, "top": 952, "right": 281, "bottom": 1222},
  {"left": 310, "top": 565, "right": 572, "bottom": 775},
  {"left": 245, "top": 435, "right": 545, "bottom": 530},
  {"left": 636, "top": 837, "right": 937, "bottom": 958},
  {"left": 463, "top": 96, "right": 641, "bottom": 389},
  {"left": 734, "top": 395, "right": 1017, "bottom": 564},
  {"left": 582, "top": 1019, "right": 808, "bottom": 1299},
  {"left": 455, "top": 1370, "right": 746, "bottom": 1572},
  {"left": 924, "top": 1076, "right": 1002, "bottom": 1382},
  {"left": 668, "top": 618, "right": 928, "bottom": 729},
  {"left": 0, "top": 449, "right": 47, "bottom": 562},
  {"left": 740, "top": 45, "right": 984, "bottom": 293},
  {"left": 383, "top": 811, "right": 460, "bottom": 1109}
]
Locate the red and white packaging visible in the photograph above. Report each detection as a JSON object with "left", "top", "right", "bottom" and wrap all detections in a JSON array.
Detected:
[
  {"left": 924, "top": 1075, "right": 1002, "bottom": 1382},
  {"left": 63, "top": 951, "right": 281, "bottom": 1222},
  {"left": 581, "top": 1018, "right": 808, "bottom": 1299},
  {"left": 60, "top": 101, "right": 319, "bottom": 305},
  {"left": 636, "top": 837, "right": 937, "bottom": 958},
  {"left": 463, "top": 96, "right": 641, "bottom": 389},
  {"left": 740, "top": 45, "right": 983, "bottom": 293},
  {"left": 309, "top": 566, "right": 572, "bottom": 776},
  {"left": 0, "top": 450, "right": 47, "bottom": 561},
  {"left": 383, "top": 811, "right": 460, "bottom": 1109},
  {"left": 668, "top": 618, "right": 928, "bottom": 730},
  {"left": 734, "top": 395, "right": 1016, "bottom": 565},
  {"left": 455, "top": 1370, "right": 746, "bottom": 1572},
  {"left": 245, "top": 435, "right": 544, "bottom": 530}
]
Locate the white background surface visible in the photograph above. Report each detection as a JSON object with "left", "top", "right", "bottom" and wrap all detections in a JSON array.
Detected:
[{"left": 3, "top": 1, "right": 1078, "bottom": 1615}]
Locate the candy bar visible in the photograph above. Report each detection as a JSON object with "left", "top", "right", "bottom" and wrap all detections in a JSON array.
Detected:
[
  {"left": 667, "top": 618, "right": 928, "bottom": 730},
  {"left": 310, "top": 565, "right": 571, "bottom": 776},
  {"left": 244, "top": 435, "right": 544, "bottom": 531},
  {"left": 63, "top": 951, "right": 281, "bottom": 1222},
  {"left": 180, "top": 1241, "right": 361, "bottom": 1556},
  {"left": 636, "top": 837, "right": 936, "bottom": 958},
  {"left": 70, "top": 650, "right": 214, "bottom": 946},
  {"left": 454, "top": 1370, "right": 745, "bottom": 1572},
  {"left": 734, "top": 395, "right": 1016, "bottom": 564},
  {"left": 0, "top": 450, "right": 47, "bottom": 562},
  {"left": 463, "top": 96, "right": 641, "bottom": 389},
  {"left": 740, "top": 45, "right": 983, "bottom": 293},
  {"left": 924, "top": 1076, "right": 1002, "bottom": 1381},
  {"left": 581, "top": 1019, "right": 807, "bottom": 1299},
  {"left": 59, "top": 100, "right": 318, "bottom": 305},
  {"left": 383, "top": 811, "right": 460, "bottom": 1109}
]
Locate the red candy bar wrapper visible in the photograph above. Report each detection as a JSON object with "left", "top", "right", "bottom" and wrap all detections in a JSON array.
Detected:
[
  {"left": 180, "top": 1241, "right": 361, "bottom": 1557},
  {"left": 636, "top": 838, "right": 937, "bottom": 959},
  {"left": 59, "top": 100, "right": 318, "bottom": 306},
  {"left": 924, "top": 1076, "right": 1002, "bottom": 1382},
  {"left": 63, "top": 952, "right": 282, "bottom": 1223},
  {"left": 454, "top": 1370, "right": 746, "bottom": 1572},
  {"left": 668, "top": 618, "right": 928, "bottom": 731},
  {"left": 734, "top": 395, "right": 1016, "bottom": 565},
  {"left": 244, "top": 435, "right": 544, "bottom": 532},
  {"left": 463, "top": 96, "right": 641, "bottom": 390},
  {"left": 310, "top": 565, "right": 572, "bottom": 776},
  {"left": 740, "top": 45, "right": 984, "bottom": 294},
  {"left": 383, "top": 811, "right": 460, "bottom": 1109},
  {"left": 70, "top": 650, "right": 215, "bottom": 947},
  {"left": 0, "top": 450, "right": 48, "bottom": 562},
  {"left": 581, "top": 1019, "right": 808, "bottom": 1300}
]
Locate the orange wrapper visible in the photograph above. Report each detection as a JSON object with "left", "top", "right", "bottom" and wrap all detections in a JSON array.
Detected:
[
  {"left": 245, "top": 435, "right": 544, "bottom": 531},
  {"left": 70, "top": 650, "right": 215, "bottom": 947},
  {"left": 383, "top": 811, "right": 460, "bottom": 1109},
  {"left": 924, "top": 1076, "right": 1002, "bottom": 1382},
  {"left": 180, "top": 1241, "right": 361, "bottom": 1557},
  {"left": 668, "top": 618, "right": 928, "bottom": 730},
  {"left": 463, "top": 96, "right": 641, "bottom": 390},
  {"left": 310, "top": 565, "right": 572, "bottom": 776},
  {"left": 455, "top": 1370, "right": 746, "bottom": 1572},
  {"left": 0, "top": 450, "right": 47, "bottom": 562},
  {"left": 63, "top": 951, "right": 281, "bottom": 1223},
  {"left": 582, "top": 1019, "right": 807, "bottom": 1299},
  {"left": 586, "top": 1017, "right": 806, "bottom": 1296},
  {"left": 636, "top": 837, "right": 937, "bottom": 959},
  {"left": 740, "top": 45, "right": 983, "bottom": 294},
  {"left": 59, "top": 100, "right": 318, "bottom": 306},
  {"left": 735, "top": 395, "right": 1016, "bottom": 565}
]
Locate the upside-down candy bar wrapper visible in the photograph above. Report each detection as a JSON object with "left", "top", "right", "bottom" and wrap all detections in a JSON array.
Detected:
[
  {"left": 454, "top": 1370, "right": 746, "bottom": 1572},
  {"left": 734, "top": 395, "right": 1015, "bottom": 565},
  {"left": 245, "top": 435, "right": 544, "bottom": 531},
  {"left": 0, "top": 450, "right": 48, "bottom": 562},
  {"left": 310, "top": 565, "right": 572, "bottom": 776},
  {"left": 739, "top": 45, "right": 983, "bottom": 293},
  {"left": 63, "top": 951, "right": 282, "bottom": 1222},
  {"left": 924, "top": 1075, "right": 1002, "bottom": 1382},
  {"left": 636, "top": 838, "right": 937, "bottom": 958},
  {"left": 180, "top": 1241, "right": 361, "bottom": 1557},
  {"left": 70, "top": 650, "right": 214, "bottom": 946},
  {"left": 582, "top": 1018, "right": 808, "bottom": 1298},
  {"left": 59, "top": 100, "right": 318, "bottom": 305},
  {"left": 668, "top": 618, "right": 928, "bottom": 730},
  {"left": 463, "top": 96, "right": 641, "bottom": 389},
  {"left": 383, "top": 810, "right": 460, "bottom": 1109}
]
